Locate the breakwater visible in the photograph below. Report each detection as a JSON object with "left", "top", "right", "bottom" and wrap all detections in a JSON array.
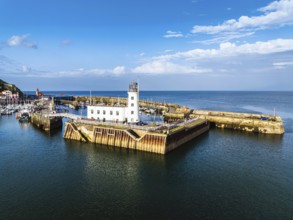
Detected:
[
  {"left": 165, "top": 110, "right": 285, "bottom": 134},
  {"left": 74, "top": 96, "right": 179, "bottom": 112},
  {"left": 64, "top": 119, "right": 209, "bottom": 154},
  {"left": 30, "top": 113, "right": 62, "bottom": 132},
  {"left": 59, "top": 95, "right": 285, "bottom": 135}
]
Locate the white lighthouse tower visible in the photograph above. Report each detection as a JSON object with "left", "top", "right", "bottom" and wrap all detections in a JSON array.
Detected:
[
  {"left": 87, "top": 81, "right": 140, "bottom": 123},
  {"left": 127, "top": 82, "right": 139, "bottom": 123}
]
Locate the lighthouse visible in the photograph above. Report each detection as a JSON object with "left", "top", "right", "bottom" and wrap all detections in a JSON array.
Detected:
[
  {"left": 87, "top": 81, "right": 140, "bottom": 123},
  {"left": 127, "top": 82, "right": 139, "bottom": 123}
]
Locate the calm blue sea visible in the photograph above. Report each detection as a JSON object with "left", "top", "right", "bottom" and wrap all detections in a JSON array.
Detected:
[{"left": 1, "top": 91, "right": 293, "bottom": 219}]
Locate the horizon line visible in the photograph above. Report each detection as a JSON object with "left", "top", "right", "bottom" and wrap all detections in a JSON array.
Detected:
[{"left": 23, "top": 90, "right": 293, "bottom": 92}]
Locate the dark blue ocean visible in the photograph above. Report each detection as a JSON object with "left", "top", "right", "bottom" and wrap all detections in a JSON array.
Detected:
[{"left": 1, "top": 91, "right": 293, "bottom": 219}]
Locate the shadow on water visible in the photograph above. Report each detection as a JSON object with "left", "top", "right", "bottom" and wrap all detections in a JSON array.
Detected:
[
  {"left": 29, "top": 122, "right": 63, "bottom": 137},
  {"left": 62, "top": 125, "right": 285, "bottom": 169},
  {"left": 166, "top": 131, "right": 210, "bottom": 156},
  {"left": 63, "top": 139, "right": 167, "bottom": 166},
  {"left": 63, "top": 128, "right": 213, "bottom": 168}
]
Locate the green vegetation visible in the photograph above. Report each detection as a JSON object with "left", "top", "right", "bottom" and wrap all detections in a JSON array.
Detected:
[{"left": 0, "top": 79, "right": 23, "bottom": 97}]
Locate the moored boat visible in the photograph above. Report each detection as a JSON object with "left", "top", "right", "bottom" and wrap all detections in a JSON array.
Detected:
[{"left": 19, "top": 112, "right": 30, "bottom": 123}]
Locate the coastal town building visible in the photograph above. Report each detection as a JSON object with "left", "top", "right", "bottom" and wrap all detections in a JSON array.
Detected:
[
  {"left": 1, "top": 90, "right": 19, "bottom": 99},
  {"left": 0, "top": 94, "right": 6, "bottom": 100},
  {"left": 87, "top": 82, "right": 140, "bottom": 123},
  {"left": 0, "top": 90, "right": 19, "bottom": 104}
]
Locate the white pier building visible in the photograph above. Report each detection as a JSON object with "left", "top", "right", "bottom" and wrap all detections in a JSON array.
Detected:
[{"left": 87, "top": 82, "right": 139, "bottom": 123}]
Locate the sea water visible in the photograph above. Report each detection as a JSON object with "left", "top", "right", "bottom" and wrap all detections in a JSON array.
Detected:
[{"left": 1, "top": 91, "right": 293, "bottom": 219}]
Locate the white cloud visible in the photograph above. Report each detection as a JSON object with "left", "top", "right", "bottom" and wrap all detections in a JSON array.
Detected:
[
  {"left": 112, "top": 66, "right": 126, "bottom": 75},
  {"left": 156, "top": 39, "right": 293, "bottom": 61},
  {"left": 192, "top": 0, "right": 293, "bottom": 34},
  {"left": 7, "top": 34, "right": 38, "bottom": 49},
  {"left": 164, "top": 49, "right": 174, "bottom": 53},
  {"left": 193, "top": 32, "right": 255, "bottom": 45},
  {"left": 132, "top": 61, "right": 211, "bottom": 74},
  {"left": 22, "top": 65, "right": 31, "bottom": 73},
  {"left": 1, "top": 65, "right": 127, "bottom": 78},
  {"left": 0, "top": 53, "right": 127, "bottom": 78},
  {"left": 164, "top": 30, "right": 184, "bottom": 38},
  {"left": 50, "top": 66, "right": 127, "bottom": 78},
  {"left": 273, "top": 61, "right": 293, "bottom": 69},
  {"left": 7, "top": 35, "right": 23, "bottom": 46}
]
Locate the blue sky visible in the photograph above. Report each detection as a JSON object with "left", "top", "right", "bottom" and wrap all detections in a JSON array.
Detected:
[{"left": 0, "top": 0, "right": 293, "bottom": 90}]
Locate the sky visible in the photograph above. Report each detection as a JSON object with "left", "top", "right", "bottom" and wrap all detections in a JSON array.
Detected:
[{"left": 0, "top": 0, "right": 293, "bottom": 91}]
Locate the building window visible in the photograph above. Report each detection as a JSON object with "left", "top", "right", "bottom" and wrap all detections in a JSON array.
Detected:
[
  {"left": 131, "top": 103, "right": 134, "bottom": 107},
  {"left": 97, "top": 110, "right": 100, "bottom": 114},
  {"left": 91, "top": 109, "right": 93, "bottom": 114},
  {"left": 110, "top": 111, "right": 113, "bottom": 115},
  {"left": 116, "top": 111, "right": 119, "bottom": 116},
  {"left": 131, "top": 118, "right": 134, "bottom": 122},
  {"left": 131, "top": 96, "right": 134, "bottom": 100},
  {"left": 103, "top": 110, "right": 106, "bottom": 115},
  {"left": 131, "top": 111, "right": 134, "bottom": 114}
]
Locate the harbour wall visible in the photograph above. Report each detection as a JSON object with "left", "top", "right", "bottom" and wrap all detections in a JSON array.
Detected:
[
  {"left": 164, "top": 110, "right": 284, "bottom": 134},
  {"left": 74, "top": 96, "right": 179, "bottom": 111},
  {"left": 31, "top": 113, "right": 63, "bottom": 132},
  {"left": 62, "top": 95, "right": 285, "bottom": 135},
  {"left": 63, "top": 119, "right": 209, "bottom": 154},
  {"left": 58, "top": 95, "right": 285, "bottom": 135},
  {"left": 166, "top": 120, "right": 209, "bottom": 152}
]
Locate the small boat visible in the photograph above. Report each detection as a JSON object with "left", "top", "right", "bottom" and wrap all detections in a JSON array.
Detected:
[
  {"left": 19, "top": 112, "right": 30, "bottom": 123},
  {"left": 1, "top": 109, "right": 12, "bottom": 115}
]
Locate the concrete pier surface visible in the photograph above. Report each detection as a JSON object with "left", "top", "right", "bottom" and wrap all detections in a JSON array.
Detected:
[{"left": 63, "top": 118, "right": 210, "bottom": 154}]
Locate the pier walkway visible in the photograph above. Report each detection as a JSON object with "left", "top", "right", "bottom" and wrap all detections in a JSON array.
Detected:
[
  {"left": 43, "top": 113, "right": 202, "bottom": 133},
  {"left": 43, "top": 112, "right": 160, "bottom": 132},
  {"left": 43, "top": 113, "right": 81, "bottom": 120}
]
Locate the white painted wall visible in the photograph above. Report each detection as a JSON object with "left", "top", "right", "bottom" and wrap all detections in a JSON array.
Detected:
[
  {"left": 87, "top": 82, "right": 140, "bottom": 123},
  {"left": 87, "top": 106, "right": 126, "bottom": 122},
  {"left": 126, "top": 91, "right": 139, "bottom": 123}
]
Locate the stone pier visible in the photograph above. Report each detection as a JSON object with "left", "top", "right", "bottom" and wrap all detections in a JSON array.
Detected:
[
  {"left": 63, "top": 119, "right": 209, "bottom": 154},
  {"left": 164, "top": 110, "right": 285, "bottom": 134},
  {"left": 30, "top": 113, "right": 63, "bottom": 132}
]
